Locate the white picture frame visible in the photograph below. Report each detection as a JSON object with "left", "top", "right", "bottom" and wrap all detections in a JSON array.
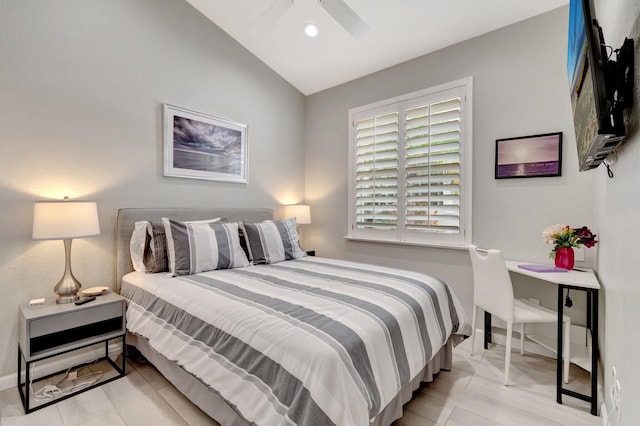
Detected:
[{"left": 164, "top": 104, "right": 248, "bottom": 183}]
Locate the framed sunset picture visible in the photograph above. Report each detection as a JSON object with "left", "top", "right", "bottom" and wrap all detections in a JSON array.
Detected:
[{"left": 495, "top": 132, "right": 562, "bottom": 179}]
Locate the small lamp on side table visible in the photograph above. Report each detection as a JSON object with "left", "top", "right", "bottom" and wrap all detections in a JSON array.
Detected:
[
  {"left": 32, "top": 197, "right": 100, "bottom": 304},
  {"left": 278, "top": 204, "right": 311, "bottom": 226},
  {"left": 278, "top": 204, "right": 311, "bottom": 252}
]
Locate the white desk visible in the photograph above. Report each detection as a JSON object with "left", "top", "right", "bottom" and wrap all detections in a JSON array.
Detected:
[
  {"left": 503, "top": 261, "right": 600, "bottom": 416},
  {"left": 505, "top": 261, "right": 600, "bottom": 290}
]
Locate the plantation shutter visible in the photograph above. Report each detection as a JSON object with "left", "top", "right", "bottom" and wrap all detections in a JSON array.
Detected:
[
  {"left": 348, "top": 78, "right": 471, "bottom": 246},
  {"left": 354, "top": 111, "right": 399, "bottom": 231},
  {"left": 404, "top": 96, "right": 461, "bottom": 236}
]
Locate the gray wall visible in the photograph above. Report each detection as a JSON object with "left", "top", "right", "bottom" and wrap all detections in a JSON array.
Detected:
[
  {"left": 304, "top": 8, "right": 596, "bottom": 320},
  {"left": 0, "top": 0, "right": 305, "bottom": 379},
  {"left": 594, "top": 0, "right": 640, "bottom": 423},
  {"left": 3, "top": 2, "right": 638, "bottom": 421}
]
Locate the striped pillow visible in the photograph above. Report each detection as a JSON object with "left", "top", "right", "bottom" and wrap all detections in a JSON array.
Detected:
[
  {"left": 240, "top": 218, "right": 306, "bottom": 264},
  {"left": 163, "top": 218, "right": 249, "bottom": 276},
  {"left": 130, "top": 220, "right": 172, "bottom": 273},
  {"left": 130, "top": 218, "right": 222, "bottom": 273},
  {"left": 143, "top": 222, "right": 168, "bottom": 273}
]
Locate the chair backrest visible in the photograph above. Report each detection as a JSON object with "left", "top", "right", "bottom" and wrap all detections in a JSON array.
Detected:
[{"left": 468, "top": 245, "right": 515, "bottom": 321}]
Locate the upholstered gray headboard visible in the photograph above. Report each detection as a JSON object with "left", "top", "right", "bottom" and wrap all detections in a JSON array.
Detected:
[{"left": 115, "top": 207, "right": 273, "bottom": 293}]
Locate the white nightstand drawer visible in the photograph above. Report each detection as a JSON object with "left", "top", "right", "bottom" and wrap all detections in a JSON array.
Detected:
[
  {"left": 30, "top": 302, "right": 122, "bottom": 337},
  {"left": 19, "top": 293, "right": 125, "bottom": 361}
]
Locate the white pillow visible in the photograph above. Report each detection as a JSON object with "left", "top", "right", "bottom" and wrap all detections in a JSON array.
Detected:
[{"left": 130, "top": 221, "right": 148, "bottom": 272}]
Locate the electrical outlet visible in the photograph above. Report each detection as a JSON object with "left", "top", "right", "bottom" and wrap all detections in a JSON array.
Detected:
[
  {"left": 610, "top": 367, "right": 621, "bottom": 424},
  {"left": 574, "top": 246, "right": 585, "bottom": 262},
  {"left": 614, "top": 380, "right": 622, "bottom": 423},
  {"left": 601, "top": 402, "right": 609, "bottom": 426},
  {"left": 601, "top": 367, "right": 623, "bottom": 426}
]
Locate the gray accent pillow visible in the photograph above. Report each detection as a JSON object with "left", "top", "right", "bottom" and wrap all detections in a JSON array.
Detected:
[
  {"left": 163, "top": 218, "right": 249, "bottom": 276},
  {"left": 239, "top": 218, "right": 306, "bottom": 264},
  {"left": 130, "top": 220, "right": 169, "bottom": 273},
  {"left": 143, "top": 222, "right": 168, "bottom": 273}
]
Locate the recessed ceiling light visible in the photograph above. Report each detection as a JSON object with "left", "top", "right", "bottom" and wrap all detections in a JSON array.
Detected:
[{"left": 303, "top": 23, "right": 319, "bottom": 38}]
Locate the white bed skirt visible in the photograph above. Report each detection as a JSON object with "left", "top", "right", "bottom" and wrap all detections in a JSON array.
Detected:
[{"left": 128, "top": 332, "right": 457, "bottom": 426}]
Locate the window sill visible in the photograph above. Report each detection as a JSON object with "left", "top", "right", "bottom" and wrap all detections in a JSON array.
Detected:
[{"left": 343, "top": 235, "right": 469, "bottom": 251}]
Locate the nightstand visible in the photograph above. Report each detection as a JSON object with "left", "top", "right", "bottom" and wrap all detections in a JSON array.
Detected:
[{"left": 17, "top": 292, "right": 126, "bottom": 413}]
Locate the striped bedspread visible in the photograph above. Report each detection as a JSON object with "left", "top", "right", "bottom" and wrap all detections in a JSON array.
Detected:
[{"left": 122, "top": 257, "right": 469, "bottom": 426}]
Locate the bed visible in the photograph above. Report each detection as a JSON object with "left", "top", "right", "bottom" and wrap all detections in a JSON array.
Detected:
[{"left": 115, "top": 207, "right": 470, "bottom": 426}]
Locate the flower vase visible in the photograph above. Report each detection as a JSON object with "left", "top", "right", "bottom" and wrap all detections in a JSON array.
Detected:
[{"left": 555, "top": 247, "right": 575, "bottom": 270}]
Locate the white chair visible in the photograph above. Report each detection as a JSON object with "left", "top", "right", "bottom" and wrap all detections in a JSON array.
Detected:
[{"left": 468, "top": 245, "right": 571, "bottom": 385}]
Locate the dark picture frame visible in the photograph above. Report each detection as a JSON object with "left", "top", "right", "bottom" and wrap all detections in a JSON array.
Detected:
[
  {"left": 164, "top": 104, "right": 248, "bottom": 183},
  {"left": 495, "top": 132, "right": 563, "bottom": 179}
]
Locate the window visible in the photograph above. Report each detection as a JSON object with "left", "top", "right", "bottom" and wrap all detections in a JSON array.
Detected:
[{"left": 347, "top": 78, "right": 472, "bottom": 247}]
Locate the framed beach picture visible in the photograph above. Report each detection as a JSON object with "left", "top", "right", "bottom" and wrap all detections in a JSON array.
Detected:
[
  {"left": 164, "top": 104, "right": 248, "bottom": 183},
  {"left": 495, "top": 132, "right": 562, "bottom": 179}
]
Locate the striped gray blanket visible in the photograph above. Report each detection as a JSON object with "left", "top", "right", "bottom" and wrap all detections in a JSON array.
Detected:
[{"left": 122, "top": 257, "right": 469, "bottom": 426}]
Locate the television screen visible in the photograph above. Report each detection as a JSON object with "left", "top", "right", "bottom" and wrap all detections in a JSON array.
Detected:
[
  {"left": 568, "top": 0, "right": 587, "bottom": 96},
  {"left": 567, "top": 0, "right": 624, "bottom": 171}
]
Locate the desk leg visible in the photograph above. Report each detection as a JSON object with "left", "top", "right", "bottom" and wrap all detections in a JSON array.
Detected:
[
  {"left": 557, "top": 285, "right": 564, "bottom": 405},
  {"left": 591, "top": 290, "right": 599, "bottom": 415},
  {"left": 556, "top": 286, "right": 599, "bottom": 416},
  {"left": 586, "top": 292, "right": 592, "bottom": 342},
  {"left": 484, "top": 311, "right": 492, "bottom": 349},
  {"left": 17, "top": 348, "right": 25, "bottom": 411}
]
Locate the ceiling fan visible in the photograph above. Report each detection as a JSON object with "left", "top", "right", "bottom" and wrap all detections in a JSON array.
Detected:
[{"left": 256, "top": 0, "right": 370, "bottom": 39}]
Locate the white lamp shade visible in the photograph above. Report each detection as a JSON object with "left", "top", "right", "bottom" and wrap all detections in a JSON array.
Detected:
[
  {"left": 33, "top": 201, "right": 100, "bottom": 240},
  {"left": 279, "top": 204, "right": 311, "bottom": 225}
]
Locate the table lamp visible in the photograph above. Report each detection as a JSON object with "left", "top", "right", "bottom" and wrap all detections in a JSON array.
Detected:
[
  {"left": 32, "top": 197, "right": 100, "bottom": 303},
  {"left": 279, "top": 204, "right": 311, "bottom": 252},
  {"left": 279, "top": 204, "right": 311, "bottom": 225}
]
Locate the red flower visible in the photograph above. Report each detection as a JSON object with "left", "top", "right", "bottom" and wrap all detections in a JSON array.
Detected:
[{"left": 573, "top": 226, "right": 598, "bottom": 248}]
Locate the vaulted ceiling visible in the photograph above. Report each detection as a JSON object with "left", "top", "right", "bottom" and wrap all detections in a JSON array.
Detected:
[{"left": 187, "top": 0, "right": 568, "bottom": 95}]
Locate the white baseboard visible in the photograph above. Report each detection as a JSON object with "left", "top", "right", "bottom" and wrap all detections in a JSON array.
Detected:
[
  {"left": 477, "top": 326, "right": 558, "bottom": 359},
  {"left": 0, "top": 372, "right": 16, "bottom": 392},
  {"left": 0, "top": 342, "right": 123, "bottom": 392},
  {"left": 478, "top": 327, "right": 568, "bottom": 360},
  {"left": 478, "top": 324, "right": 600, "bottom": 371},
  {"left": 477, "top": 326, "right": 605, "bottom": 400}
]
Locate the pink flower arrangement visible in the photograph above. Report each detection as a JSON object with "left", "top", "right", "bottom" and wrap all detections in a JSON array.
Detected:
[{"left": 542, "top": 224, "right": 598, "bottom": 258}]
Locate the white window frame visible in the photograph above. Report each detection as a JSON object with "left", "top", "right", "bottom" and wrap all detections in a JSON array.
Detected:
[{"left": 347, "top": 77, "right": 473, "bottom": 248}]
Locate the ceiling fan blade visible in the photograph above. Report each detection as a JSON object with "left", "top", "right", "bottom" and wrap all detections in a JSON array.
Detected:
[
  {"left": 319, "top": 0, "right": 369, "bottom": 39},
  {"left": 252, "top": 0, "right": 295, "bottom": 31}
]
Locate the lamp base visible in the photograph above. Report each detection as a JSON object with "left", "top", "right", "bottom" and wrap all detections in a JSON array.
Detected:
[
  {"left": 56, "top": 293, "right": 79, "bottom": 304},
  {"left": 54, "top": 274, "right": 82, "bottom": 304},
  {"left": 54, "top": 239, "right": 82, "bottom": 304}
]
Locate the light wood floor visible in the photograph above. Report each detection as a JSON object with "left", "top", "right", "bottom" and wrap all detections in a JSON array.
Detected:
[{"left": 0, "top": 338, "right": 601, "bottom": 425}]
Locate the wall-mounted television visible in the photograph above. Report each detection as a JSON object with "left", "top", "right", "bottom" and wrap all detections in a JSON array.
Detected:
[{"left": 567, "top": 0, "right": 634, "bottom": 172}]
